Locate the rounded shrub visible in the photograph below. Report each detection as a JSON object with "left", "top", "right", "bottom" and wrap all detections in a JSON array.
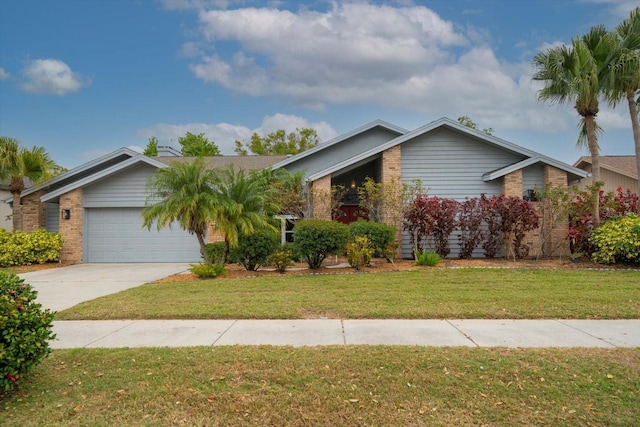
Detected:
[
  {"left": 293, "top": 219, "right": 349, "bottom": 269},
  {"left": 348, "top": 220, "right": 396, "bottom": 258},
  {"left": 228, "top": 227, "right": 280, "bottom": 271},
  {"left": 0, "top": 229, "right": 63, "bottom": 267},
  {"left": 345, "top": 235, "right": 374, "bottom": 270},
  {"left": 0, "top": 272, "right": 56, "bottom": 394},
  {"left": 590, "top": 214, "right": 640, "bottom": 264}
]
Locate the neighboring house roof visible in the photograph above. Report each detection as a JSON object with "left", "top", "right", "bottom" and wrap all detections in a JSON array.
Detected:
[
  {"left": 155, "top": 155, "right": 287, "bottom": 170},
  {"left": 271, "top": 119, "right": 408, "bottom": 170},
  {"left": 293, "top": 117, "right": 586, "bottom": 182},
  {"left": 573, "top": 155, "right": 637, "bottom": 179}
]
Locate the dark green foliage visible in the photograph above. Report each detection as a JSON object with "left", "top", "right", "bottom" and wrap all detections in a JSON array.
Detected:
[
  {"left": 189, "top": 263, "right": 226, "bottom": 278},
  {"left": 345, "top": 236, "right": 374, "bottom": 270},
  {"left": 293, "top": 220, "right": 349, "bottom": 269},
  {"left": 204, "top": 242, "right": 226, "bottom": 265},
  {"left": 228, "top": 228, "right": 280, "bottom": 271},
  {"left": 0, "top": 228, "right": 63, "bottom": 267},
  {"left": 0, "top": 272, "right": 55, "bottom": 393},
  {"left": 348, "top": 220, "right": 395, "bottom": 258},
  {"left": 590, "top": 214, "right": 640, "bottom": 264}
]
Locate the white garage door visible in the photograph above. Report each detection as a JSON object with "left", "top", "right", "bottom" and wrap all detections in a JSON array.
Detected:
[{"left": 85, "top": 208, "right": 202, "bottom": 262}]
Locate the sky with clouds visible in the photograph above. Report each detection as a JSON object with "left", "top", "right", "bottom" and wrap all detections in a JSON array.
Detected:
[{"left": 0, "top": 0, "right": 637, "bottom": 169}]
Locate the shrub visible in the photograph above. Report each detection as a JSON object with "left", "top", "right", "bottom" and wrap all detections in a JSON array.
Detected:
[
  {"left": 228, "top": 228, "right": 280, "bottom": 271},
  {"left": 590, "top": 214, "right": 640, "bottom": 264},
  {"left": 457, "top": 197, "right": 486, "bottom": 259},
  {"left": 189, "top": 263, "right": 226, "bottom": 278},
  {"left": 348, "top": 220, "right": 395, "bottom": 258},
  {"left": 269, "top": 246, "right": 295, "bottom": 273},
  {"left": 204, "top": 242, "right": 226, "bottom": 265},
  {"left": 403, "top": 195, "right": 459, "bottom": 258},
  {"left": 345, "top": 236, "right": 374, "bottom": 270},
  {"left": 0, "top": 229, "right": 63, "bottom": 267},
  {"left": 0, "top": 272, "right": 56, "bottom": 394},
  {"left": 293, "top": 219, "right": 349, "bottom": 269},
  {"left": 414, "top": 250, "right": 441, "bottom": 266}
]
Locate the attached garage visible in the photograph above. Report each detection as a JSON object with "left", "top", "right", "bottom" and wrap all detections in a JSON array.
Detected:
[{"left": 84, "top": 207, "right": 201, "bottom": 263}]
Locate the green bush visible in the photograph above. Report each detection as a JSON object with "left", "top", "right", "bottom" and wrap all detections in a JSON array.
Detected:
[
  {"left": 348, "top": 220, "right": 396, "bottom": 258},
  {"left": 0, "top": 228, "right": 63, "bottom": 267},
  {"left": 203, "top": 242, "right": 226, "bottom": 265},
  {"left": 228, "top": 228, "right": 280, "bottom": 271},
  {"left": 590, "top": 214, "right": 640, "bottom": 264},
  {"left": 345, "top": 236, "right": 374, "bottom": 270},
  {"left": 293, "top": 220, "right": 349, "bottom": 269},
  {"left": 189, "top": 263, "right": 226, "bottom": 278},
  {"left": 269, "top": 246, "right": 294, "bottom": 273},
  {"left": 0, "top": 272, "right": 56, "bottom": 394},
  {"left": 415, "top": 250, "right": 442, "bottom": 267}
]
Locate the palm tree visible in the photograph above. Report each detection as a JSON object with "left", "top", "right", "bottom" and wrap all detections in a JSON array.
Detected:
[
  {"left": 532, "top": 25, "right": 618, "bottom": 224},
  {"left": 213, "top": 166, "right": 280, "bottom": 262},
  {"left": 608, "top": 7, "right": 640, "bottom": 195},
  {"left": 142, "top": 158, "right": 224, "bottom": 265},
  {"left": 0, "top": 137, "right": 59, "bottom": 230}
]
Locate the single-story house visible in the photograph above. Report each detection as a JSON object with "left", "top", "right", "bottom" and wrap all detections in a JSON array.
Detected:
[
  {"left": 572, "top": 155, "right": 638, "bottom": 194},
  {"left": 6, "top": 117, "right": 587, "bottom": 263},
  {"left": 0, "top": 182, "right": 12, "bottom": 230}
]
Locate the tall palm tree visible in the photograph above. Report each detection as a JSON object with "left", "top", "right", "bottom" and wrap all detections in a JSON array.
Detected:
[
  {"left": 214, "top": 166, "right": 280, "bottom": 262},
  {"left": 608, "top": 7, "right": 640, "bottom": 195},
  {"left": 0, "top": 137, "right": 59, "bottom": 230},
  {"left": 532, "top": 25, "right": 618, "bottom": 224},
  {"left": 142, "top": 158, "right": 224, "bottom": 265}
]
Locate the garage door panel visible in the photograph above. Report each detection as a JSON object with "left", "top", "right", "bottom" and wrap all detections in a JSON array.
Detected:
[{"left": 86, "top": 208, "right": 201, "bottom": 262}]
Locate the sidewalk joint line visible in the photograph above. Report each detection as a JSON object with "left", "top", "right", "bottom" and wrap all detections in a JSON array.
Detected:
[
  {"left": 445, "top": 320, "right": 479, "bottom": 347},
  {"left": 553, "top": 320, "right": 617, "bottom": 348},
  {"left": 340, "top": 319, "right": 346, "bottom": 345},
  {"left": 212, "top": 320, "right": 238, "bottom": 346}
]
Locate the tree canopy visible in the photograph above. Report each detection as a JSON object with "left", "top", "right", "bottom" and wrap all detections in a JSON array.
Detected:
[
  {"left": 179, "top": 132, "right": 221, "bottom": 156},
  {"left": 457, "top": 116, "right": 494, "bottom": 135},
  {"left": 234, "top": 128, "right": 319, "bottom": 156},
  {"left": 143, "top": 136, "right": 158, "bottom": 156}
]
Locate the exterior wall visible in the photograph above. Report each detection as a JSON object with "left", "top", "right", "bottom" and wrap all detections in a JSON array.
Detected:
[
  {"left": 381, "top": 145, "right": 403, "bottom": 257},
  {"left": 539, "top": 165, "right": 570, "bottom": 257},
  {"left": 572, "top": 164, "right": 637, "bottom": 194},
  {"left": 21, "top": 191, "right": 46, "bottom": 233},
  {"left": 522, "top": 164, "right": 544, "bottom": 194},
  {"left": 501, "top": 170, "right": 522, "bottom": 197},
  {"left": 0, "top": 189, "right": 12, "bottom": 230},
  {"left": 284, "top": 127, "right": 402, "bottom": 177},
  {"left": 45, "top": 203, "right": 60, "bottom": 232},
  {"left": 84, "top": 163, "right": 156, "bottom": 207},
  {"left": 311, "top": 175, "right": 332, "bottom": 220},
  {"left": 59, "top": 188, "right": 84, "bottom": 264},
  {"left": 400, "top": 128, "right": 525, "bottom": 258}
]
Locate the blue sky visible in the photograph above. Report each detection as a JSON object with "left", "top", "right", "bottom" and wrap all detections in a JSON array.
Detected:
[{"left": 0, "top": 0, "right": 637, "bottom": 169}]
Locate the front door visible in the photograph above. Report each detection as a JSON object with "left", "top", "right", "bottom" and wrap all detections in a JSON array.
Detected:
[{"left": 334, "top": 205, "right": 368, "bottom": 224}]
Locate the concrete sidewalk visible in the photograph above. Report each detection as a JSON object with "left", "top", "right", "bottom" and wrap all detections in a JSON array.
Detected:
[{"left": 51, "top": 319, "right": 640, "bottom": 349}]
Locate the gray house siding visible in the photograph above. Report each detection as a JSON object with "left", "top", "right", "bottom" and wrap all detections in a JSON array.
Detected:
[
  {"left": 83, "top": 163, "right": 156, "bottom": 208},
  {"left": 45, "top": 203, "right": 60, "bottom": 232},
  {"left": 523, "top": 164, "right": 544, "bottom": 196},
  {"left": 283, "top": 127, "right": 402, "bottom": 177},
  {"left": 400, "top": 128, "right": 526, "bottom": 258}
]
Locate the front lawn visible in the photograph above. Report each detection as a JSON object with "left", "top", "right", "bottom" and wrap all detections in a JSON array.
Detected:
[
  {"left": 2, "top": 347, "right": 638, "bottom": 426},
  {"left": 56, "top": 269, "right": 640, "bottom": 320}
]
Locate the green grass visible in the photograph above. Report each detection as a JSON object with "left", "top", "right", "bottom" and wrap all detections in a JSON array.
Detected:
[
  {"left": 56, "top": 269, "right": 640, "bottom": 320},
  {"left": 2, "top": 347, "right": 638, "bottom": 426}
]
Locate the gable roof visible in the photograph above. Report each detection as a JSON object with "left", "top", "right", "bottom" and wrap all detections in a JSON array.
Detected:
[
  {"left": 574, "top": 155, "right": 637, "bottom": 179},
  {"left": 16, "top": 147, "right": 142, "bottom": 201},
  {"left": 298, "top": 117, "right": 586, "bottom": 182},
  {"left": 271, "top": 119, "right": 408, "bottom": 170},
  {"left": 156, "top": 155, "right": 287, "bottom": 170},
  {"left": 40, "top": 155, "right": 167, "bottom": 203}
]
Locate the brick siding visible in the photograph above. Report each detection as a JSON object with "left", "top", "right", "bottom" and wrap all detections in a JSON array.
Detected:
[{"left": 58, "top": 189, "right": 84, "bottom": 264}]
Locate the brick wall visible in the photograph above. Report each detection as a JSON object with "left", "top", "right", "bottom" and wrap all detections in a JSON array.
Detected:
[
  {"left": 58, "top": 189, "right": 84, "bottom": 264},
  {"left": 21, "top": 191, "right": 46, "bottom": 233},
  {"left": 311, "top": 175, "right": 332, "bottom": 220},
  {"left": 541, "top": 165, "right": 570, "bottom": 257},
  {"left": 381, "top": 146, "right": 403, "bottom": 258},
  {"left": 501, "top": 170, "right": 522, "bottom": 197}
]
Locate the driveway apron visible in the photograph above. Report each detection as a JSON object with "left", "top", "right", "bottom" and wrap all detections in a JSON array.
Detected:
[{"left": 18, "top": 263, "right": 191, "bottom": 312}]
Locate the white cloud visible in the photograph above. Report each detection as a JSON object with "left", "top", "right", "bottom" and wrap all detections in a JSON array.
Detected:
[
  {"left": 136, "top": 113, "right": 337, "bottom": 155},
  {"left": 0, "top": 67, "right": 9, "bottom": 80},
  {"left": 20, "top": 58, "right": 90, "bottom": 95}
]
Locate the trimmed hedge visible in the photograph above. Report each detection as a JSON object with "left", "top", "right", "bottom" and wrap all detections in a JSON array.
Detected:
[
  {"left": 228, "top": 228, "right": 281, "bottom": 271},
  {"left": 293, "top": 219, "right": 349, "bottom": 269},
  {"left": 0, "top": 272, "right": 56, "bottom": 393},
  {"left": 348, "top": 220, "right": 395, "bottom": 258},
  {"left": 590, "top": 214, "right": 640, "bottom": 264},
  {"left": 0, "top": 229, "right": 63, "bottom": 267}
]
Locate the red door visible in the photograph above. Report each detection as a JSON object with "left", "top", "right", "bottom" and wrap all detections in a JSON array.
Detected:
[{"left": 334, "top": 206, "right": 368, "bottom": 224}]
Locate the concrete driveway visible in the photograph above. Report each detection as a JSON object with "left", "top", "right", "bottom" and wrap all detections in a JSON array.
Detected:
[{"left": 18, "top": 263, "right": 191, "bottom": 312}]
